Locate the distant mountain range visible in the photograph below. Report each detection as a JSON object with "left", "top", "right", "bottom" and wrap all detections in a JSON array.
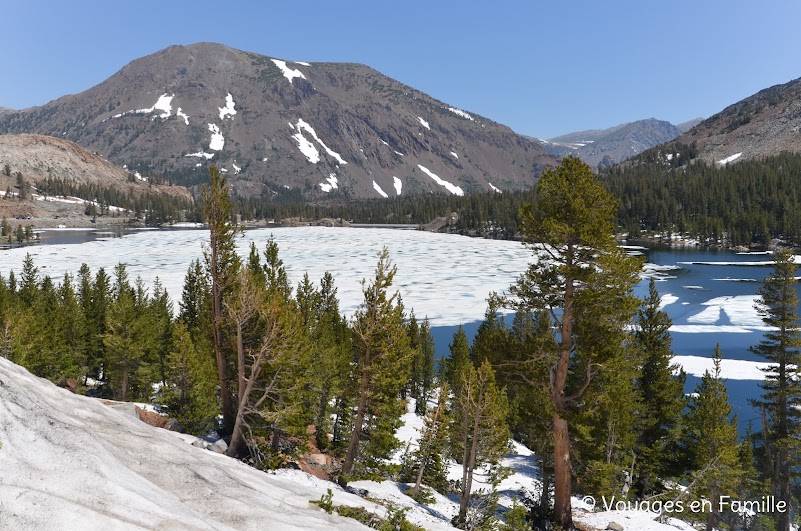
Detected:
[
  {"left": 0, "top": 43, "right": 557, "bottom": 199},
  {"left": 531, "top": 117, "right": 703, "bottom": 169}
]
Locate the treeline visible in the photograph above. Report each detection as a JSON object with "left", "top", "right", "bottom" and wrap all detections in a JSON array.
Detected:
[
  {"left": 1, "top": 162, "right": 796, "bottom": 530},
  {"left": 602, "top": 148, "right": 801, "bottom": 246},
  {"left": 35, "top": 176, "right": 193, "bottom": 226}
]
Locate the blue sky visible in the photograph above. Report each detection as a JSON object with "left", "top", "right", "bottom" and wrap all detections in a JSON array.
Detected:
[{"left": 3, "top": 1, "right": 800, "bottom": 138}]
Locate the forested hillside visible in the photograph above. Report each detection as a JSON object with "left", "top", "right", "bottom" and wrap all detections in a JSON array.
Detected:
[{"left": 603, "top": 148, "right": 801, "bottom": 246}]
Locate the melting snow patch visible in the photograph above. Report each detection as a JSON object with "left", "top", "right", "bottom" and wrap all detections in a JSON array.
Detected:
[
  {"left": 218, "top": 93, "right": 237, "bottom": 121},
  {"left": 446, "top": 106, "right": 475, "bottom": 121},
  {"left": 319, "top": 174, "right": 338, "bottom": 193},
  {"left": 271, "top": 59, "right": 306, "bottom": 83},
  {"left": 184, "top": 151, "right": 214, "bottom": 160},
  {"left": 417, "top": 117, "right": 430, "bottom": 130},
  {"left": 718, "top": 152, "right": 743, "bottom": 165},
  {"left": 488, "top": 182, "right": 501, "bottom": 193},
  {"left": 393, "top": 176, "right": 402, "bottom": 195},
  {"left": 232, "top": 163, "right": 241, "bottom": 174},
  {"left": 175, "top": 107, "right": 189, "bottom": 125},
  {"left": 295, "top": 61, "right": 311, "bottom": 66},
  {"left": 208, "top": 124, "right": 224, "bottom": 151},
  {"left": 450, "top": 151, "right": 458, "bottom": 159},
  {"left": 418, "top": 165, "right": 464, "bottom": 196},
  {"left": 113, "top": 93, "right": 174, "bottom": 120},
  {"left": 394, "top": 150, "right": 404, "bottom": 157},
  {"left": 291, "top": 119, "right": 347, "bottom": 165},
  {"left": 380, "top": 139, "right": 389, "bottom": 146},
  {"left": 373, "top": 181, "right": 389, "bottom": 198}
]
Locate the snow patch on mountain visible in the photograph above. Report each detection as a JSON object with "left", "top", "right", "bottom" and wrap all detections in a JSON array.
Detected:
[
  {"left": 113, "top": 93, "right": 174, "bottom": 120},
  {"left": 488, "top": 182, "right": 501, "bottom": 193},
  {"left": 417, "top": 117, "right": 431, "bottom": 130},
  {"left": 417, "top": 165, "right": 464, "bottom": 196},
  {"left": 184, "top": 151, "right": 215, "bottom": 160},
  {"left": 272, "top": 59, "right": 306, "bottom": 83},
  {"left": 717, "top": 152, "right": 743, "bottom": 165},
  {"left": 291, "top": 119, "right": 347, "bottom": 165},
  {"left": 218, "top": 93, "right": 236, "bottom": 121},
  {"left": 319, "top": 174, "right": 338, "bottom": 193},
  {"left": 373, "top": 180, "right": 388, "bottom": 198},
  {"left": 393, "top": 176, "right": 402, "bottom": 195},
  {"left": 446, "top": 107, "right": 475, "bottom": 121},
  {"left": 295, "top": 61, "right": 311, "bottom": 66},
  {"left": 208, "top": 124, "right": 224, "bottom": 151},
  {"left": 450, "top": 151, "right": 458, "bottom": 159},
  {"left": 175, "top": 107, "right": 189, "bottom": 125}
]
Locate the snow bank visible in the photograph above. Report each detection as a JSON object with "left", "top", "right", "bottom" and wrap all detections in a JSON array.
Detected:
[
  {"left": 393, "top": 177, "right": 402, "bottom": 196},
  {"left": 417, "top": 165, "right": 464, "bottom": 196},
  {"left": 0, "top": 357, "right": 374, "bottom": 530},
  {"left": 372, "top": 180, "right": 388, "bottom": 198},
  {"left": 271, "top": 59, "right": 306, "bottom": 83},
  {"left": 672, "top": 355, "right": 770, "bottom": 380}
]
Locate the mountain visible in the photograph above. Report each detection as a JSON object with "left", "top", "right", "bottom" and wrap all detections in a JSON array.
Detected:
[
  {"left": 673, "top": 76, "right": 801, "bottom": 165},
  {"left": 675, "top": 117, "right": 703, "bottom": 133},
  {"left": 0, "top": 43, "right": 557, "bottom": 199},
  {"left": 534, "top": 118, "right": 683, "bottom": 168},
  {"left": 0, "top": 133, "right": 190, "bottom": 226},
  {"left": 0, "top": 107, "right": 13, "bottom": 115}
]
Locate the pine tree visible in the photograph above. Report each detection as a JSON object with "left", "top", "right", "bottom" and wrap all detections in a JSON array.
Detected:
[
  {"left": 445, "top": 325, "right": 472, "bottom": 395},
  {"left": 749, "top": 249, "right": 801, "bottom": 531},
  {"left": 450, "top": 360, "right": 510, "bottom": 528},
  {"left": 341, "top": 248, "right": 413, "bottom": 478},
  {"left": 502, "top": 157, "right": 641, "bottom": 529},
  {"left": 203, "top": 165, "right": 242, "bottom": 435},
  {"left": 409, "top": 381, "right": 451, "bottom": 496},
  {"left": 684, "top": 345, "right": 743, "bottom": 531},
  {"left": 163, "top": 321, "right": 218, "bottom": 435},
  {"left": 632, "top": 278, "right": 687, "bottom": 495}
]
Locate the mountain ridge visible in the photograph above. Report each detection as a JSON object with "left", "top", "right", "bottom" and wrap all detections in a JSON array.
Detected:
[{"left": 0, "top": 42, "right": 558, "bottom": 199}]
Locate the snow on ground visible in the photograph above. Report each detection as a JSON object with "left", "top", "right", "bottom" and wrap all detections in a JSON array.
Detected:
[
  {"left": 232, "top": 163, "right": 241, "bottom": 174},
  {"left": 672, "top": 355, "right": 769, "bottom": 380},
  {"left": 394, "top": 150, "right": 405, "bottom": 157},
  {"left": 450, "top": 151, "right": 458, "bottom": 159},
  {"left": 574, "top": 507, "right": 696, "bottom": 531},
  {"left": 488, "top": 182, "right": 501, "bottom": 193},
  {"left": 393, "top": 176, "right": 402, "bottom": 195},
  {"left": 319, "top": 174, "right": 338, "bottom": 193},
  {"left": 219, "top": 93, "right": 237, "bottom": 121},
  {"left": 295, "top": 61, "right": 311, "bottom": 66},
  {"left": 372, "top": 180, "right": 388, "bottom": 198},
  {"left": 417, "top": 165, "right": 464, "bottom": 196},
  {"left": 176, "top": 107, "right": 190, "bottom": 125},
  {"left": 0, "top": 357, "right": 371, "bottom": 530},
  {"left": 446, "top": 107, "right": 475, "bottom": 121},
  {"left": 291, "top": 119, "right": 347, "bottom": 165},
  {"left": 208, "top": 124, "right": 225, "bottom": 151},
  {"left": 417, "top": 117, "right": 431, "bottom": 130},
  {"left": 717, "top": 152, "right": 743, "bottom": 165},
  {"left": 272, "top": 59, "right": 307, "bottom": 83}
]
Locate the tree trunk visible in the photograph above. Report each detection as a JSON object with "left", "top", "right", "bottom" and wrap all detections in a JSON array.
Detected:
[
  {"left": 553, "top": 415, "right": 572, "bottom": 530},
  {"left": 342, "top": 353, "right": 371, "bottom": 476},
  {"left": 121, "top": 364, "right": 129, "bottom": 402},
  {"left": 458, "top": 409, "right": 482, "bottom": 525},
  {"left": 211, "top": 248, "right": 234, "bottom": 435}
]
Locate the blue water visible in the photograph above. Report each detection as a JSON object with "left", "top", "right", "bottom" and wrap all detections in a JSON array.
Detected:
[{"left": 431, "top": 244, "right": 789, "bottom": 433}]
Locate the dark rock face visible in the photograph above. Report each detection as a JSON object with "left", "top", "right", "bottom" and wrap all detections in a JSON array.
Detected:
[{"left": 0, "top": 43, "right": 557, "bottom": 199}]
